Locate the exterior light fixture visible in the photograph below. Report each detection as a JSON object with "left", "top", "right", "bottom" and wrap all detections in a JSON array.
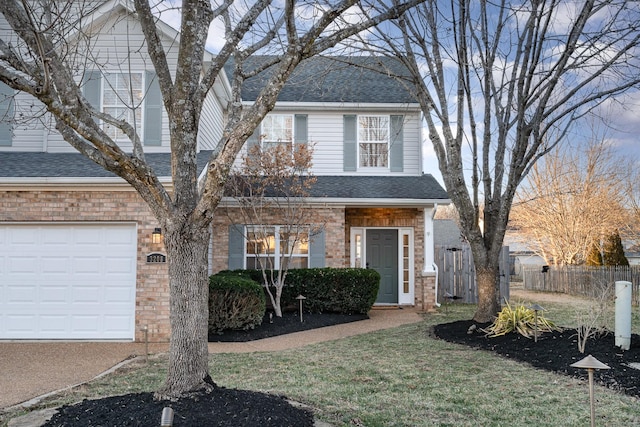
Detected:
[
  {"left": 152, "top": 228, "right": 163, "bottom": 244},
  {"left": 570, "top": 355, "right": 610, "bottom": 427},
  {"left": 528, "top": 303, "right": 545, "bottom": 343},
  {"left": 160, "top": 407, "right": 174, "bottom": 427},
  {"left": 296, "top": 295, "right": 307, "bottom": 323}
]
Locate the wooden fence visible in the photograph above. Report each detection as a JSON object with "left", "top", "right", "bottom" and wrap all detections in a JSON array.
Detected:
[
  {"left": 434, "top": 245, "right": 510, "bottom": 304},
  {"left": 522, "top": 265, "right": 640, "bottom": 305}
]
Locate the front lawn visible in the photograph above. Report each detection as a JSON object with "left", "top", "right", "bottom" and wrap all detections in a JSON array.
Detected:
[{"left": 3, "top": 298, "right": 640, "bottom": 427}]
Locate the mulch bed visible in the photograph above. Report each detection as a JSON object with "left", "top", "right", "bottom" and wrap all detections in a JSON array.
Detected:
[
  {"left": 43, "top": 311, "right": 368, "bottom": 426},
  {"left": 432, "top": 320, "right": 640, "bottom": 398},
  {"left": 209, "top": 311, "right": 369, "bottom": 342}
]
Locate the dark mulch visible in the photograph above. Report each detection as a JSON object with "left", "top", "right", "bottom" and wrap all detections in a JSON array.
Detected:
[
  {"left": 43, "top": 386, "right": 314, "bottom": 427},
  {"left": 209, "top": 311, "right": 369, "bottom": 342},
  {"left": 433, "top": 320, "right": 640, "bottom": 398},
  {"left": 43, "top": 312, "right": 369, "bottom": 427}
]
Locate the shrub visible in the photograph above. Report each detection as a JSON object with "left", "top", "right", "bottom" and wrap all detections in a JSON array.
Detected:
[
  {"left": 284, "top": 268, "right": 380, "bottom": 314},
  {"left": 208, "top": 274, "right": 266, "bottom": 334},
  {"left": 483, "top": 300, "right": 560, "bottom": 339},
  {"left": 222, "top": 268, "right": 380, "bottom": 315}
]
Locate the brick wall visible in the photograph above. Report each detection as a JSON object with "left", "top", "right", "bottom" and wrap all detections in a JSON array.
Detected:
[
  {"left": 0, "top": 189, "right": 170, "bottom": 342},
  {"left": 211, "top": 206, "right": 347, "bottom": 273}
]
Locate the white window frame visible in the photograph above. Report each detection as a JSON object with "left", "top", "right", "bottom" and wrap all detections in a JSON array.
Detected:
[
  {"left": 350, "top": 227, "right": 414, "bottom": 305},
  {"left": 101, "top": 72, "right": 144, "bottom": 142},
  {"left": 245, "top": 225, "right": 309, "bottom": 270},
  {"left": 261, "top": 114, "right": 294, "bottom": 151},
  {"left": 358, "top": 115, "right": 390, "bottom": 169}
]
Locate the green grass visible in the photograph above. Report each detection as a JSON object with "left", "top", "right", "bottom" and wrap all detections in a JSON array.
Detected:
[{"left": 2, "top": 300, "right": 640, "bottom": 426}]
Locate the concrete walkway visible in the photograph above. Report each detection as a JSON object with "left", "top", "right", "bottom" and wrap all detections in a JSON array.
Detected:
[{"left": 1, "top": 307, "right": 422, "bottom": 411}]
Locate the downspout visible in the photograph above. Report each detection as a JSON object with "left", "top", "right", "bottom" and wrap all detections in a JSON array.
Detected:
[{"left": 432, "top": 204, "right": 441, "bottom": 307}]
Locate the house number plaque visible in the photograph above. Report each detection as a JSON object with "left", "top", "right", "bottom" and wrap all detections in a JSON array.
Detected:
[{"left": 146, "top": 252, "right": 167, "bottom": 263}]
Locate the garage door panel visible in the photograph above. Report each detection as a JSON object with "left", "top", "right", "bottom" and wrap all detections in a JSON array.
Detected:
[
  {"left": 41, "top": 257, "right": 72, "bottom": 274},
  {"left": 6, "top": 314, "right": 37, "bottom": 333},
  {"left": 39, "top": 286, "right": 68, "bottom": 304},
  {"left": 6, "top": 285, "right": 37, "bottom": 303},
  {"left": 74, "top": 256, "right": 103, "bottom": 275},
  {"left": 0, "top": 224, "right": 137, "bottom": 340},
  {"left": 40, "top": 315, "right": 68, "bottom": 333},
  {"left": 6, "top": 256, "right": 39, "bottom": 275}
]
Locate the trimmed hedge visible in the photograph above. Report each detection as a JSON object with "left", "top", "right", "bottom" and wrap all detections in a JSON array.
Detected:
[
  {"left": 219, "top": 268, "right": 380, "bottom": 314},
  {"left": 208, "top": 274, "right": 266, "bottom": 334}
]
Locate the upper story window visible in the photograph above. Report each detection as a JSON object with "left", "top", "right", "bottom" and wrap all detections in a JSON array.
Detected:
[
  {"left": 358, "top": 115, "right": 389, "bottom": 168},
  {"left": 261, "top": 114, "right": 293, "bottom": 151},
  {"left": 102, "top": 73, "right": 144, "bottom": 141}
]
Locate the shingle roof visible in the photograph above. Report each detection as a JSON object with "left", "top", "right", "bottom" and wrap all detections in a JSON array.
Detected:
[
  {"left": 0, "top": 152, "right": 212, "bottom": 178},
  {"left": 311, "top": 175, "right": 448, "bottom": 200},
  {"left": 229, "top": 56, "right": 416, "bottom": 104},
  {"left": 0, "top": 152, "right": 448, "bottom": 202}
]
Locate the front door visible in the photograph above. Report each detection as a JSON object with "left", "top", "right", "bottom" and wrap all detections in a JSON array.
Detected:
[{"left": 366, "top": 229, "right": 398, "bottom": 304}]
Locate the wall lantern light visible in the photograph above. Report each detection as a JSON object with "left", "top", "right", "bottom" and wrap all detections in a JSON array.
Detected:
[{"left": 152, "top": 228, "right": 163, "bottom": 244}]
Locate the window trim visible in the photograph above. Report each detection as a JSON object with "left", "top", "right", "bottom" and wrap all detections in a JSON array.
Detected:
[
  {"left": 245, "top": 225, "right": 309, "bottom": 270},
  {"left": 357, "top": 114, "right": 390, "bottom": 170},
  {"left": 260, "top": 114, "right": 294, "bottom": 151},
  {"left": 101, "top": 72, "right": 145, "bottom": 142}
]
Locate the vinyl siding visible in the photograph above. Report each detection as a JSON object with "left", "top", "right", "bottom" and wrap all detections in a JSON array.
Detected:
[
  {"left": 2, "top": 8, "right": 225, "bottom": 154},
  {"left": 306, "top": 110, "right": 422, "bottom": 176},
  {"left": 198, "top": 91, "right": 225, "bottom": 151},
  {"left": 230, "top": 109, "right": 422, "bottom": 176}
]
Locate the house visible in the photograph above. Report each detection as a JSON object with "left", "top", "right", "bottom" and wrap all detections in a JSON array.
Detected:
[
  {"left": 212, "top": 56, "right": 449, "bottom": 309},
  {"left": 0, "top": 6, "right": 449, "bottom": 342}
]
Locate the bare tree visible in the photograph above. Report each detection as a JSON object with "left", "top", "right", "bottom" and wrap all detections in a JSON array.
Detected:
[
  {"left": 511, "top": 139, "right": 631, "bottom": 265},
  {"left": 226, "top": 143, "right": 321, "bottom": 317},
  {"left": 0, "top": 0, "right": 422, "bottom": 398},
  {"left": 372, "top": 0, "right": 640, "bottom": 322}
]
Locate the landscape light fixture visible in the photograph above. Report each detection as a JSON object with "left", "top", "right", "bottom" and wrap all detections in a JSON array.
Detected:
[
  {"left": 570, "top": 355, "right": 610, "bottom": 427},
  {"left": 528, "top": 303, "right": 545, "bottom": 343},
  {"left": 160, "top": 407, "right": 174, "bottom": 427},
  {"left": 152, "top": 228, "right": 163, "bottom": 244},
  {"left": 296, "top": 295, "right": 307, "bottom": 323}
]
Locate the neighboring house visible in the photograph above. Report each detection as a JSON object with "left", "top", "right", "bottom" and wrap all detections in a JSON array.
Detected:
[{"left": 0, "top": 6, "right": 449, "bottom": 342}]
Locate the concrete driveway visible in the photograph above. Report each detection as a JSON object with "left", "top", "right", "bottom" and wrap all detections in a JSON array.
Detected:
[{"left": 0, "top": 342, "right": 167, "bottom": 409}]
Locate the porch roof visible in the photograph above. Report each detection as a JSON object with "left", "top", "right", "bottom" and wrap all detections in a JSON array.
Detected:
[{"left": 0, "top": 152, "right": 450, "bottom": 206}]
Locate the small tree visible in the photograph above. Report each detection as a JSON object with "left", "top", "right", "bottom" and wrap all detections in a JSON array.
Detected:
[
  {"left": 574, "top": 279, "right": 613, "bottom": 353},
  {"left": 603, "top": 230, "right": 629, "bottom": 266},
  {"left": 585, "top": 242, "right": 603, "bottom": 267},
  {"left": 227, "top": 143, "right": 321, "bottom": 317}
]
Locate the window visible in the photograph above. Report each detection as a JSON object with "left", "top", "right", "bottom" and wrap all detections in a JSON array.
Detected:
[
  {"left": 261, "top": 114, "right": 293, "bottom": 151},
  {"left": 245, "top": 225, "right": 309, "bottom": 269},
  {"left": 358, "top": 115, "right": 389, "bottom": 168},
  {"left": 102, "top": 73, "right": 143, "bottom": 141}
]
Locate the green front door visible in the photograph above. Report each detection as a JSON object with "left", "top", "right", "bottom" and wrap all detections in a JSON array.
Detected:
[{"left": 366, "top": 229, "right": 399, "bottom": 304}]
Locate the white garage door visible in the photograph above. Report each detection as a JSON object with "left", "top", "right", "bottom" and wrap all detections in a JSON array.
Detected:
[{"left": 0, "top": 223, "right": 137, "bottom": 340}]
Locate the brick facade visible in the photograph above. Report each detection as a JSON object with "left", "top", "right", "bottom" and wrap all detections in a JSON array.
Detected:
[
  {"left": 214, "top": 206, "right": 436, "bottom": 312},
  {"left": 0, "top": 192, "right": 437, "bottom": 343},
  {"left": 0, "top": 189, "right": 170, "bottom": 342}
]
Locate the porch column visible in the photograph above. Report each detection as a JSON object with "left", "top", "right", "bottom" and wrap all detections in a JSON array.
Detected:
[{"left": 422, "top": 206, "right": 436, "bottom": 272}]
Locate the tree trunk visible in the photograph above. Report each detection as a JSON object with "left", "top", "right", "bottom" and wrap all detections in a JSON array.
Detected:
[
  {"left": 473, "top": 266, "right": 501, "bottom": 323},
  {"left": 156, "top": 225, "right": 213, "bottom": 399}
]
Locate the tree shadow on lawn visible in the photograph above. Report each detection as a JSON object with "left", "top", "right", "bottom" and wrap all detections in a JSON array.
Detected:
[
  {"left": 43, "top": 311, "right": 367, "bottom": 427},
  {"left": 44, "top": 314, "right": 640, "bottom": 426}
]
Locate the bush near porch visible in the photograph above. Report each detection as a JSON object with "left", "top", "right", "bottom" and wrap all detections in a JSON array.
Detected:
[{"left": 217, "top": 268, "right": 380, "bottom": 315}]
